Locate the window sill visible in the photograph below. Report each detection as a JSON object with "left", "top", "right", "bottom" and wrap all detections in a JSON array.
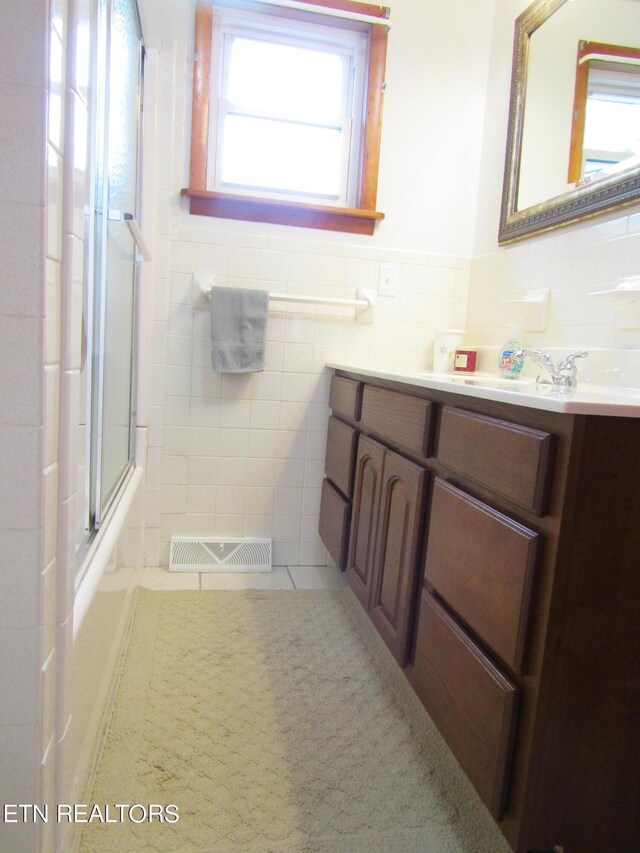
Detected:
[{"left": 180, "top": 189, "right": 384, "bottom": 235}]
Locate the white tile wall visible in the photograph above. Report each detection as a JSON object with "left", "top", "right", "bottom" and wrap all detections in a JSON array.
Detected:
[
  {"left": 467, "top": 213, "right": 640, "bottom": 355},
  {"left": 148, "top": 32, "right": 640, "bottom": 572},
  {"left": 141, "top": 39, "right": 473, "bottom": 568},
  {"left": 1, "top": 1, "right": 149, "bottom": 847},
  {"left": 0, "top": 1, "right": 49, "bottom": 841},
  {"left": 468, "top": 0, "right": 640, "bottom": 361}
]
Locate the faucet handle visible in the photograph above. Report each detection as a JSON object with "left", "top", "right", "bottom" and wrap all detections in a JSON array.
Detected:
[{"left": 558, "top": 350, "right": 588, "bottom": 375}]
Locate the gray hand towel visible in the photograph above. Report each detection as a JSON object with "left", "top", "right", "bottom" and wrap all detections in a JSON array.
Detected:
[{"left": 210, "top": 286, "right": 269, "bottom": 373}]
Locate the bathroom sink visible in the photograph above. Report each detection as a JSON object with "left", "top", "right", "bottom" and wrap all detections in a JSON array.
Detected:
[
  {"left": 413, "top": 370, "right": 640, "bottom": 414},
  {"left": 420, "top": 371, "right": 535, "bottom": 388},
  {"left": 325, "top": 361, "right": 640, "bottom": 418},
  {"left": 417, "top": 371, "right": 557, "bottom": 395}
]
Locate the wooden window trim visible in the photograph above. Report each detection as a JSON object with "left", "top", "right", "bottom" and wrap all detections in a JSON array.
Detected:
[
  {"left": 568, "top": 40, "right": 640, "bottom": 185},
  {"left": 182, "top": 0, "right": 388, "bottom": 235}
]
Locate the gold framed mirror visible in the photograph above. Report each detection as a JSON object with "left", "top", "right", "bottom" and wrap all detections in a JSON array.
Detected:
[{"left": 499, "top": 0, "right": 640, "bottom": 244}]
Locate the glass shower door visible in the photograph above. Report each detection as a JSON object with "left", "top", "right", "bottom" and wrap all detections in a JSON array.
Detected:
[{"left": 89, "top": 0, "right": 144, "bottom": 529}]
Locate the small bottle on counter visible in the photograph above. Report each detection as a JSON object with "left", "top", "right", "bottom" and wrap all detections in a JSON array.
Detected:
[{"left": 498, "top": 327, "right": 525, "bottom": 379}]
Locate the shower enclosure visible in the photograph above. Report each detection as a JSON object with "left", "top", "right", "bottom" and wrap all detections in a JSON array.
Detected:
[{"left": 80, "top": 0, "right": 145, "bottom": 570}]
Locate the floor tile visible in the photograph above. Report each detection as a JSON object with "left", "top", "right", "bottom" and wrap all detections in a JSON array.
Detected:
[
  {"left": 200, "top": 567, "right": 294, "bottom": 590},
  {"left": 141, "top": 567, "right": 200, "bottom": 590},
  {"left": 288, "top": 565, "right": 348, "bottom": 590}
]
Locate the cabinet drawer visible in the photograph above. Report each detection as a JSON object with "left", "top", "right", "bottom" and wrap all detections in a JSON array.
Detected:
[
  {"left": 411, "top": 592, "right": 519, "bottom": 820},
  {"left": 329, "top": 375, "right": 362, "bottom": 421},
  {"left": 424, "top": 479, "right": 538, "bottom": 673},
  {"left": 360, "top": 386, "right": 433, "bottom": 457},
  {"left": 437, "top": 406, "right": 553, "bottom": 514},
  {"left": 319, "top": 479, "right": 351, "bottom": 569},
  {"left": 325, "top": 416, "right": 358, "bottom": 499}
]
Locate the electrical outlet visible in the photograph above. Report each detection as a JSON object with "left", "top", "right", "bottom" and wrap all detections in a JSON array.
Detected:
[{"left": 378, "top": 263, "right": 398, "bottom": 297}]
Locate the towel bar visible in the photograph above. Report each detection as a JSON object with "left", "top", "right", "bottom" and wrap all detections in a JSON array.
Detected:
[{"left": 195, "top": 276, "right": 376, "bottom": 323}]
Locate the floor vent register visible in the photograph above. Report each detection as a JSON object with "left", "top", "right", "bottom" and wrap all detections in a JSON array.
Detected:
[{"left": 169, "top": 537, "right": 272, "bottom": 572}]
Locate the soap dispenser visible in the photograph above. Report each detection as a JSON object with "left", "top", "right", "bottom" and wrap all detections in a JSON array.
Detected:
[{"left": 498, "top": 326, "right": 525, "bottom": 379}]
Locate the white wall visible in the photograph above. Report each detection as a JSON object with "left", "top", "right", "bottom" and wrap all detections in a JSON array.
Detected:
[
  {"left": 141, "top": 0, "right": 496, "bottom": 256},
  {"left": 139, "top": 0, "right": 496, "bottom": 568},
  {"left": 365, "top": 0, "right": 496, "bottom": 254},
  {"left": 469, "top": 0, "right": 640, "bottom": 358}
]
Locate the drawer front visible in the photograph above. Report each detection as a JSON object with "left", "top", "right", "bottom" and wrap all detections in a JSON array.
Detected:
[
  {"left": 325, "top": 416, "right": 358, "bottom": 499},
  {"left": 360, "top": 386, "right": 433, "bottom": 457},
  {"left": 437, "top": 406, "right": 553, "bottom": 515},
  {"left": 319, "top": 479, "right": 351, "bottom": 569},
  {"left": 424, "top": 479, "right": 538, "bottom": 673},
  {"left": 411, "top": 592, "right": 519, "bottom": 820},
  {"left": 329, "top": 375, "right": 362, "bottom": 421}
]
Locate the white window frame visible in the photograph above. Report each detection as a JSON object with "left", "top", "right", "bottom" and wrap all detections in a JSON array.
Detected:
[{"left": 207, "top": 7, "right": 368, "bottom": 208}]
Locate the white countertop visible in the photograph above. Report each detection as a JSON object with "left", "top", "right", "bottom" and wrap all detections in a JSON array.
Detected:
[{"left": 327, "top": 362, "right": 640, "bottom": 417}]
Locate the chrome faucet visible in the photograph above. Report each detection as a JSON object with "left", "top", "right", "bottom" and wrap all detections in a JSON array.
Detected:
[{"left": 514, "top": 348, "right": 588, "bottom": 389}]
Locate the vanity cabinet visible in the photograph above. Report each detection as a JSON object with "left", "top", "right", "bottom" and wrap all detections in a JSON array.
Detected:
[{"left": 321, "top": 368, "right": 640, "bottom": 853}]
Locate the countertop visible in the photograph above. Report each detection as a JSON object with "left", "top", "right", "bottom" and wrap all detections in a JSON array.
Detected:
[{"left": 326, "top": 362, "right": 640, "bottom": 417}]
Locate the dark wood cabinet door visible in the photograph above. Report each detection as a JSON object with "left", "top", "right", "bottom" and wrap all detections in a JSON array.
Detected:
[
  {"left": 369, "top": 450, "right": 426, "bottom": 666},
  {"left": 318, "top": 479, "right": 351, "bottom": 569},
  {"left": 346, "top": 435, "right": 384, "bottom": 610}
]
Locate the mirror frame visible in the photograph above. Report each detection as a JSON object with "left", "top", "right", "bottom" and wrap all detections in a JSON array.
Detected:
[{"left": 499, "top": 0, "right": 640, "bottom": 244}]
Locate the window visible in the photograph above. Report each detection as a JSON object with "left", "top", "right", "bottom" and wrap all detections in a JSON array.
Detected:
[
  {"left": 182, "top": 0, "right": 389, "bottom": 234},
  {"left": 213, "top": 15, "right": 365, "bottom": 204}
]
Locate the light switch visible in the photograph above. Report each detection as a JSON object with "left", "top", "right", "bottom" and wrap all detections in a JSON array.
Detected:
[{"left": 378, "top": 263, "right": 398, "bottom": 297}]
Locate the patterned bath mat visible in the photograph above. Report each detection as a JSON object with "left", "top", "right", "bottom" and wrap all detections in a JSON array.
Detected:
[{"left": 80, "top": 588, "right": 511, "bottom": 852}]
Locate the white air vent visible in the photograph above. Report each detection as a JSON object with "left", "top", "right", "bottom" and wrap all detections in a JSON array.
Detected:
[{"left": 169, "top": 536, "right": 272, "bottom": 572}]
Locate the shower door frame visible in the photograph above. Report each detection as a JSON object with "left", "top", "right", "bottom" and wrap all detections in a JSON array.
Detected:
[{"left": 82, "top": 0, "right": 145, "bottom": 555}]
